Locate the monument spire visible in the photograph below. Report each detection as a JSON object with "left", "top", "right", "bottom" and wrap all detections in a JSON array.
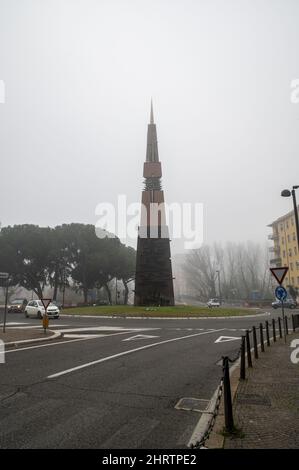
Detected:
[
  {"left": 146, "top": 100, "right": 159, "bottom": 163},
  {"left": 150, "top": 98, "right": 154, "bottom": 124},
  {"left": 134, "top": 103, "right": 174, "bottom": 306}
]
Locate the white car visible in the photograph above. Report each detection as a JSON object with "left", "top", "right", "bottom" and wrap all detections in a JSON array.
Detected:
[
  {"left": 207, "top": 298, "right": 221, "bottom": 308},
  {"left": 24, "top": 300, "right": 60, "bottom": 319}
]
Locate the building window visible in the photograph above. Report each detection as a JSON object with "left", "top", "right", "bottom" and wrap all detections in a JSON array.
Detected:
[
  {"left": 293, "top": 232, "right": 296, "bottom": 241},
  {"left": 297, "top": 276, "right": 299, "bottom": 285},
  {"left": 291, "top": 277, "right": 294, "bottom": 284},
  {"left": 280, "top": 224, "right": 284, "bottom": 231},
  {"left": 283, "top": 250, "right": 286, "bottom": 258},
  {"left": 286, "top": 221, "right": 289, "bottom": 229},
  {"left": 291, "top": 218, "right": 294, "bottom": 226},
  {"left": 294, "top": 246, "right": 297, "bottom": 255},
  {"left": 282, "top": 237, "right": 285, "bottom": 244},
  {"left": 289, "top": 248, "right": 292, "bottom": 257},
  {"left": 287, "top": 234, "right": 290, "bottom": 243},
  {"left": 290, "top": 262, "right": 293, "bottom": 271}
]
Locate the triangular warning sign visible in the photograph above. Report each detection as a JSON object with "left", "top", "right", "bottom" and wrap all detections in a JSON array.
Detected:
[
  {"left": 41, "top": 298, "right": 51, "bottom": 310},
  {"left": 270, "top": 267, "right": 289, "bottom": 285}
]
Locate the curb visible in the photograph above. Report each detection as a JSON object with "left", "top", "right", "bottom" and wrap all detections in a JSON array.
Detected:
[
  {"left": 4, "top": 330, "right": 63, "bottom": 348},
  {"left": 60, "top": 311, "right": 270, "bottom": 321}
]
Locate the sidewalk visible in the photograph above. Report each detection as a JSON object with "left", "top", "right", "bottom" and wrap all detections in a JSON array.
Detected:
[
  {"left": 0, "top": 327, "right": 56, "bottom": 345},
  {"left": 224, "top": 332, "right": 299, "bottom": 449}
]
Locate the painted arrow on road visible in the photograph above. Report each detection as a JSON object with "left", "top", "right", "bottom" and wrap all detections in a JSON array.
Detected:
[
  {"left": 215, "top": 336, "right": 241, "bottom": 343},
  {"left": 123, "top": 334, "right": 160, "bottom": 342}
]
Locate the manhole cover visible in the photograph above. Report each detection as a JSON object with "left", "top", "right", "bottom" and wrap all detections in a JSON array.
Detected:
[
  {"left": 237, "top": 394, "right": 271, "bottom": 406},
  {"left": 175, "top": 398, "right": 211, "bottom": 412}
]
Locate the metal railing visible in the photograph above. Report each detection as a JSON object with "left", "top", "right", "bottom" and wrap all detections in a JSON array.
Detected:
[{"left": 191, "top": 312, "right": 299, "bottom": 448}]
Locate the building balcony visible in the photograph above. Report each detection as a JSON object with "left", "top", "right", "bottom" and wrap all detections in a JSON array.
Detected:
[
  {"left": 269, "top": 246, "right": 280, "bottom": 254},
  {"left": 268, "top": 233, "right": 278, "bottom": 241},
  {"left": 270, "top": 257, "right": 282, "bottom": 266}
]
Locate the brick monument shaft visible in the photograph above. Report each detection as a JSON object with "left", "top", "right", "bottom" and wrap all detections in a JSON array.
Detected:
[{"left": 134, "top": 102, "right": 175, "bottom": 306}]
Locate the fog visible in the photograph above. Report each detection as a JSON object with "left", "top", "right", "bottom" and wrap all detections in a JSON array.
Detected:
[{"left": 0, "top": 0, "right": 299, "bottom": 252}]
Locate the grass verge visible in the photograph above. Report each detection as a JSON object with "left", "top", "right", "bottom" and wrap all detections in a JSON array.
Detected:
[{"left": 62, "top": 305, "right": 259, "bottom": 317}]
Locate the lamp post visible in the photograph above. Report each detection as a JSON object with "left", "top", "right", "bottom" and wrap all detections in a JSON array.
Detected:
[
  {"left": 281, "top": 186, "right": 299, "bottom": 252},
  {"left": 216, "top": 270, "right": 222, "bottom": 305}
]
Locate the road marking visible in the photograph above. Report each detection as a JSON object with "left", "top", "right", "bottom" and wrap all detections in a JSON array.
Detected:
[
  {"left": 63, "top": 334, "right": 103, "bottom": 339},
  {"left": 0, "top": 322, "right": 27, "bottom": 326},
  {"left": 10, "top": 324, "right": 69, "bottom": 329},
  {"left": 5, "top": 337, "right": 90, "bottom": 353},
  {"left": 5, "top": 330, "right": 138, "bottom": 354},
  {"left": 47, "top": 328, "right": 225, "bottom": 379},
  {"left": 122, "top": 334, "right": 160, "bottom": 341},
  {"left": 215, "top": 335, "right": 241, "bottom": 343},
  {"left": 55, "top": 326, "right": 160, "bottom": 334}
]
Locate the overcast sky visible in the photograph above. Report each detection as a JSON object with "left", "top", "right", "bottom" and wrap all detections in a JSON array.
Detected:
[{"left": 0, "top": 0, "right": 299, "bottom": 252}]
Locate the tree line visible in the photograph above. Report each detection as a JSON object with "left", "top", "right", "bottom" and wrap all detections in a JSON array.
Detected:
[
  {"left": 183, "top": 242, "right": 273, "bottom": 301},
  {"left": 0, "top": 224, "right": 136, "bottom": 304}
]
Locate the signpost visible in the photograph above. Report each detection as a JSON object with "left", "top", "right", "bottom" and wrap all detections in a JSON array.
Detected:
[
  {"left": 270, "top": 267, "right": 289, "bottom": 343},
  {"left": 0, "top": 272, "right": 9, "bottom": 333},
  {"left": 40, "top": 298, "right": 51, "bottom": 334}
]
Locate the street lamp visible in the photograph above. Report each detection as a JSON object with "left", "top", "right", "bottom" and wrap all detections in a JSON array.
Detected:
[
  {"left": 281, "top": 186, "right": 299, "bottom": 252},
  {"left": 216, "top": 270, "right": 222, "bottom": 305}
]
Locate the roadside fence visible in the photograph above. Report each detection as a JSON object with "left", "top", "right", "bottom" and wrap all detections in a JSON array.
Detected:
[{"left": 190, "top": 312, "right": 299, "bottom": 448}]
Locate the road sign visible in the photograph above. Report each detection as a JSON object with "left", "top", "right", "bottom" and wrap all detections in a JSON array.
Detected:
[
  {"left": 40, "top": 298, "right": 51, "bottom": 310},
  {"left": 275, "top": 285, "right": 288, "bottom": 301},
  {"left": 270, "top": 267, "right": 289, "bottom": 285}
]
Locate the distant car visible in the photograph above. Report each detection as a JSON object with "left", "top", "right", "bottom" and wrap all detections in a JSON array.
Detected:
[
  {"left": 207, "top": 298, "right": 221, "bottom": 308},
  {"left": 24, "top": 300, "right": 60, "bottom": 319},
  {"left": 51, "top": 300, "right": 63, "bottom": 309},
  {"left": 272, "top": 298, "right": 297, "bottom": 309},
  {"left": 8, "top": 299, "right": 28, "bottom": 313}
]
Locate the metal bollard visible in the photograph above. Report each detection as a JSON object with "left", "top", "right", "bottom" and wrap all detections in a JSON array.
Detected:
[
  {"left": 272, "top": 318, "right": 276, "bottom": 342},
  {"left": 223, "top": 356, "right": 234, "bottom": 433},
  {"left": 252, "top": 326, "right": 258, "bottom": 359},
  {"left": 259, "top": 323, "right": 265, "bottom": 352},
  {"left": 265, "top": 320, "right": 270, "bottom": 346},
  {"left": 246, "top": 330, "right": 252, "bottom": 367},
  {"left": 291, "top": 314, "right": 295, "bottom": 333},
  {"left": 278, "top": 317, "right": 282, "bottom": 338},
  {"left": 240, "top": 336, "right": 246, "bottom": 380},
  {"left": 285, "top": 316, "right": 289, "bottom": 335}
]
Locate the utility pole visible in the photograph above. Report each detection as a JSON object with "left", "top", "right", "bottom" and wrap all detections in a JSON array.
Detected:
[{"left": 216, "top": 270, "right": 222, "bottom": 305}]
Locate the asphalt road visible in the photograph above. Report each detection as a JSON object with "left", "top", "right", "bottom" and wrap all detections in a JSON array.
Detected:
[{"left": 0, "top": 308, "right": 290, "bottom": 449}]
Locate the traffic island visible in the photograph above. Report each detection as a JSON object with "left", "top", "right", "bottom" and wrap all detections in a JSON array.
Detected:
[{"left": 0, "top": 328, "right": 61, "bottom": 347}]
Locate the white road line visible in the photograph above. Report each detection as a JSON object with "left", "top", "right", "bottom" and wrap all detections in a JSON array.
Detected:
[
  {"left": 5, "top": 337, "right": 90, "bottom": 353},
  {"left": 9, "top": 324, "right": 69, "bottom": 329},
  {"left": 5, "top": 331, "right": 140, "bottom": 354},
  {"left": 47, "top": 328, "right": 225, "bottom": 379}
]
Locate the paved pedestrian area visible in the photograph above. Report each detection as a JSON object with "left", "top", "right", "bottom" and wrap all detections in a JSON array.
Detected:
[
  {"left": 0, "top": 327, "right": 55, "bottom": 344},
  {"left": 225, "top": 332, "right": 299, "bottom": 448}
]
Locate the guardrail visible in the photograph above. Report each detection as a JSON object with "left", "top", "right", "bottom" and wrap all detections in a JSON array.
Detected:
[{"left": 190, "top": 313, "right": 299, "bottom": 448}]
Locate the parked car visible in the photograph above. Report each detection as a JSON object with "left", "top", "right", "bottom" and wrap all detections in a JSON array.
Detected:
[
  {"left": 272, "top": 298, "right": 297, "bottom": 309},
  {"left": 24, "top": 300, "right": 60, "bottom": 319},
  {"left": 207, "top": 298, "right": 221, "bottom": 308},
  {"left": 8, "top": 298, "right": 28, "bottom": 313}
]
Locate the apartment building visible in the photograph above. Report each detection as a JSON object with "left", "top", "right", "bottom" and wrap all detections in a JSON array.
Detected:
[{"left": 268, "top": 206, "right": 299, "bottom": 289}]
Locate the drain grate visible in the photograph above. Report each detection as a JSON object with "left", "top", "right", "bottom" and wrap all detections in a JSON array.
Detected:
[
  {"left": 237, "top": 394, "right": 271, "bottom": 406},
  {"left": 175, "top": 398, "right": 211, "bottom": 413}
]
